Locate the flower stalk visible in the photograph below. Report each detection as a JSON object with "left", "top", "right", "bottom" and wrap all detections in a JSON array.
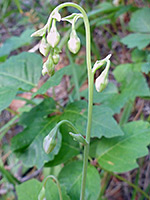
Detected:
[{"left": 32, "top": 2, "right": 111, "bottom": 200}]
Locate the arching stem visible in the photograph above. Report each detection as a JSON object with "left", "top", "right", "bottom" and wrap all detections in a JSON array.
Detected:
[{"left": 52, "top": 3, "right": 94, "bottom": 200}]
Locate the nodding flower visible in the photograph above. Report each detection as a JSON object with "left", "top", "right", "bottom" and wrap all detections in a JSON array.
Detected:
[
  {"left": 43, "top": 127, "right": 58, "bottom": 154},
  {"left": 47, "top": 20, "right": 60, "bottom": 48},
  {"left": 42, "top": 54, "right": 55, "bottom": 76},
  {"left": 68, "top": 29, "right": 80, "bottom": 54}
]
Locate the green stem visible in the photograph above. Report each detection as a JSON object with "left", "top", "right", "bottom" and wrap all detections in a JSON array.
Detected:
[
  {"left": 44, "top": 175, "right": 63, "bottom": 200},
  {"left": 53, "top": 3, "right": 93, "bottom": 200}
]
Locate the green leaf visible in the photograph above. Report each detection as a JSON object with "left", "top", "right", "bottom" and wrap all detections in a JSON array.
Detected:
[
  {"left": 121, "top": 33, "right": 150, "bottom": 49},
  {"left": 45, "top": 179, "right": 71, "bottom": 200},
  {"left": 0, "top": 52, "right": 42, "bottom": 90},
  {"left": 142, "top": 62, "right": 150, "bottom": 74},
  {"left": 90, "top": 121, "right": 150, "bottom": 173},
  {"left": 80, "top": 83, "right": 126, "bottom": 113},
  {"left": 33, "top": 63, "right": 86, "bottom": 97},
  {"left": 0, "top": 28, "right": 34, "bottom": 58},
  {"left": 60, "top": 100, "right": 124, "bottom": 138},
  {"left": 11, "top": 99, "right": 61, "bottom": 169},
  {"left": 58, "top": 161, "right": 100, "bottom": 200},
  {"left": 131, "top": 49, "right": 146, "bottom": 63},
  {"left": 0, "top": 87, "right": 17, "bottom": 112},
  {"left": 129, "top": 8, "right": 150, "bottom": 33},
  {"left": 16, "top": 179, "right": 42, "bottom": 200},
  {"left": 113, "top": 63, "right": 150, "bottom": 98}
]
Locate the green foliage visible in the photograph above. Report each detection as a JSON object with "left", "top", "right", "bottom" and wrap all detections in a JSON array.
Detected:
[
  {"left": 16, "top": 179, "right": 42, "bottom": 200},
  {"left": 45, "top": 179, "right": 71, "bottom": 200},
  {"left": 0, "top": 52, "right": 42, "bottom": 111},
  {"left": 90, "top": 121, "right": 150, "bottom": 173},
  {"left": 121, "top": 8, "right": 150, "bottom": 49},
  {"left": 0, "top": 29, "right": 35, "bottom": 59},
  {"left": 58, "top": 161, "right": 100, "bottom": 200}
]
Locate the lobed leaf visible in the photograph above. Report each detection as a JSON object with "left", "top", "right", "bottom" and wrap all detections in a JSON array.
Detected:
[{"left": 90, "top": 121, "right": 150, "bottom": 173}]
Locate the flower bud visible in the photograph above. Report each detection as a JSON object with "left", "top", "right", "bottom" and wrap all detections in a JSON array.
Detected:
[
  {"left": 95, "top": 59, "right": 110, "bottom": 92},
  {"left": 69, "top": 132, "right": 88, "bottom": 145},
  {"left": 38, "top": 187, "right": 46, "bottom": 200},
  {"left": 52, "top": 53, "right": 60, "bottom": 64},
  {"left": 68, "top": 29, "right": 80, "bottom": 54},
  {"left": 39, "top": 37, "right": 50, "bottom": 56},
  {"left": 31, "top": 26, "right": 47, "bottom": 37},
  {"left": 52, "top": 10, "right": 61, "bottom": 22},
  {"left": 42, "top": 55, "right": 55, "bottom": 76},
  {"left": 43, "top": 127, "right": 58, "bottom": 154},
  {"left": 47, "top": 20, "right": 60, "bottom": 48},
  {"left": 95, "top": 73, "right": 108, "bottom": 92}
]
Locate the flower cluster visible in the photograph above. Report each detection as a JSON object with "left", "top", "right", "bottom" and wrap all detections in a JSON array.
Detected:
[{"left": 31, "top": 10, "right": 82, "bottom": 76}]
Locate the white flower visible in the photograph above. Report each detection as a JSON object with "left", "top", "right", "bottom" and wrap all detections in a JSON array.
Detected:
[
  {"left": 47, "top": 21, "right": 60, "bottom": 48},
  {"left": 68, "top": 29, "right": 80, "bottom": 54},
  {"left": 39, "top": 37, "right": 50, "bottom": 56}
]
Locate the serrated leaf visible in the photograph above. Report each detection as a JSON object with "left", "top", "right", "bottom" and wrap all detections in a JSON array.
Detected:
[
  {"left": 121, "top": 33, "right": 150, "bottom": 49},
  {"left": 60, "top": 101, "right": 124, "bottom": 138},
  {"left": 58, "top": 161, "right": 100, "bottom": 200},
  {"left": 16, "top": 179, "right": 42, "bottom": 200},
  {"left": 90, "top": 121, "right": 150, "bottom": 173},
  {"left": 0, "top": 29, "right": 34, "bottom": 58},
  {"left": 0, "top": 52, "right": 42, "bottom": 90},
  {"left": 0, "top": 87, "right": 17, "bottom": 112},
  {"left": 129, "top": 8, "right": 150, "bottom": 33},
  {"left": 45, "top": 179, "right": 71, "bottom": 200}
]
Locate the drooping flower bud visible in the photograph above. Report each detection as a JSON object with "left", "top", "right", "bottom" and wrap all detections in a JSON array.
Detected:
[
  {"left": 47, "top": 20, "right": 60, "bottom": 48},
  {"left": 43, "top": 127, "right": 58, "bottom": 154},
  {"left": 31, "top": 26, "right": 47, "bottom": 37},
  {"left": 68, "top": 29, "right": 80, "bottom": 54},
  {"left": 95, "top": 71, "right": 108, "bottom": 92},
  {"left": 38, "top": 187, "right": 46, "bottom": 200},
  {"left": 42, "top": 55, "right": 55, "bottom": 76},
  {"left": 52, "top": 48, "right": 60, "bottom": 64},
  {"left": 52, "top": 53, "right": 60, "bottom": 64},
  {"left": 69, "top": 132, "right": 88, "bottom": 145},
  {"left": 52, "top": 10, "right": 61, "bottom": 22},
  {"left": 95, "top": 59, "right": 111, "bottom": 92},
  {"left": 39, "top": 37, "right": 50, "bottom": 56}
]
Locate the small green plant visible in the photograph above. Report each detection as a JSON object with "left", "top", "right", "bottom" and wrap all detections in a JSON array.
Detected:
[{"left": 31, "top": 2, "right": 111, "bottom": 199}]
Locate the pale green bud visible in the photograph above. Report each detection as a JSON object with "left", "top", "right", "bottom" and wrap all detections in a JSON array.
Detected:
[
  {"left": 47, "top": 20, "right": 60, "bottom": 48},
  {"left": 43, "top": 127, "right": 58, "bottom": 154},
  {"left": 39, "top": 37, "right": 50, "bottom": 56},
  {"left": 95, "top": 72, "right": 108, "bottom": 92},
  {"left": 68, "top": 29, "right": 80, "bottom": 54},
  {"left": 52, "top": 10, "right": 61, "bottom": 21},
  {"left": 38, "top": 187, "right": 46, "bottom": 200},
  {"left": 31, "top": 26, "right": 47, "bottom": 37},
  {"left": 95, "top": 59, "right": 110, "bottom": 92},
  {"left": 52, "top": 53, "right": 60, "bottom": 64},
  {"left": 92, "top": 54, "right": 111, "bottom": 74},
  {"left": 42, "top": 55, "right": 55, "bottom": 76},
  {"left": 69, "top": 132, "right": 88, "bottom": 145}
]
